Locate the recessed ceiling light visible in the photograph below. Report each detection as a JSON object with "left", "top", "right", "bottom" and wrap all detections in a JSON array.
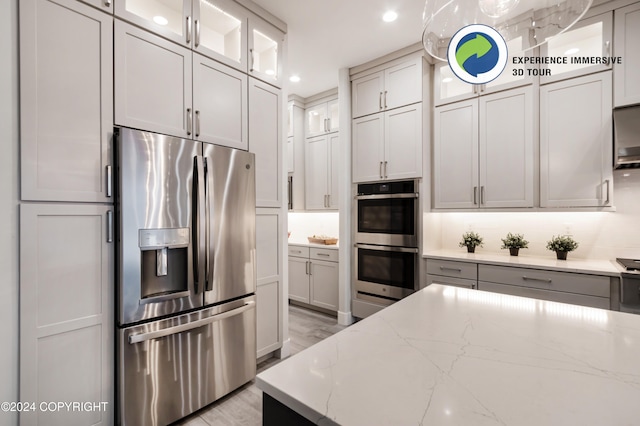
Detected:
[
  {"left": 289, "top": 75, "right": 301, "bottom": 83},
  {"left": 564, "top": 47, "right": 579, "bottom": 55},
  {"left": 382, "top": 11, "right": 398, "bottom": 22},
  {"left": 153, "top": 15, "right": 168, "bottom": 26},
  {"left": 265, "top": 69, "right": 275, "bottom": 76}
]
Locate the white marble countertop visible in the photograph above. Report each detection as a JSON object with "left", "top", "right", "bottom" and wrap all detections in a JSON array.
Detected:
[
  {"left": 256, "top": 284, "right": 640, "bottom": 425},
  {"left": 288, "top": 240, "right": 339, "bottom": 249},
  {"left": 424, "top": 249, "right": 622, "bottom": 277}
]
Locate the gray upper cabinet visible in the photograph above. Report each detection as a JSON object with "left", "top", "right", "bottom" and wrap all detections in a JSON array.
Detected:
[
  {"left": 20, "top": 0, "right": 113, "bottom": 203},
  {"left": 114, "top": 0, "right": 283, "bottom": 87},
  {"left": 351, "top": 56, "right": 422, "bottom": 119},
  {"left": 614, "top": 2, "right": 640, "bottom": 107},
  {"left": 249, "top": 78, "right": 282, "bottom": 207},
  {"left": 79, "top": 0, "right": 114, "bottom": 13},
  {"left": 193, "top": 53, "right": 248, "bottom": 150},
  {"left": 540, "top": 72, "right": 613, "bottom": 208},
  {"left": 114, "top": 20, "right": 193, "bottom": 139}
]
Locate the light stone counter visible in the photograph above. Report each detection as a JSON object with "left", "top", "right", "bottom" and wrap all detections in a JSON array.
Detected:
[
  {"left": 256, "top": 284, "right": 640, "bottom": 425},
  {"left": 288, "top": 240, "right": 339, "bottom": 249},
  {"left": 424, "top": 249, "right": 622, "bottom": 277}
]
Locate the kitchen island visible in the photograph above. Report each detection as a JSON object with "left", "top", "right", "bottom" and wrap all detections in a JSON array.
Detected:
[{"left": 256, "top": 284, "right": 640, "bottom": 425}]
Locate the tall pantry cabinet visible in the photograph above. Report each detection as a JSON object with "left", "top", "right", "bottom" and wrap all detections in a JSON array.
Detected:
[
  {"left": 19, "top": 0, "right": 288, "bottom": 424},
  {"left": 19, "top": 0, "right": 114, "bottom": 425}
]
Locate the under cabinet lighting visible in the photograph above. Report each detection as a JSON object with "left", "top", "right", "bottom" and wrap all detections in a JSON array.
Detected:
[
  {"left": 564, "top": 47, "right": 579, "bottom": 55},
  {"left": 153, "top": 16, "right": 168, "bottom": 26},
  {"left": 442, "top": 77, "right": 453, "bottom": 83},
  {"left": 289, "top": 75, "right": 301, "bottom": 83},
  {"left": 265, "top": 69, "right": 275, "bottom": 76}
]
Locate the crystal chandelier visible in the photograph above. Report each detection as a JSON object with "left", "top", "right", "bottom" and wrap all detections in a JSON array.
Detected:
[{"left": 422, "top": 0, "right": 593, "bottom": 61}]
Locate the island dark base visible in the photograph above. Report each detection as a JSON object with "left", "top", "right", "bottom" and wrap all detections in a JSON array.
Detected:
[{"left": 263, "top": 393, "right": 316, "bottom": 426}]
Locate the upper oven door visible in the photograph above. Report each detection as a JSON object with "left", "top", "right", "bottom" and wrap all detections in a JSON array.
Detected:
[{"left": 355, "top": 193, "right": 419, "bottom": 247}]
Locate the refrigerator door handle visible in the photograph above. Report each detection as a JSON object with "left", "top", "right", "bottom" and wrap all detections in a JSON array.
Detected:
[
  {"left": 205, "top": 156, "right": 214, "bottom": 291},
  {"left": 128, "top": 300, "right": 255, "bottom": 344},
  {"left": 193, "top": 156, "right": 206, "bottom": 293}
]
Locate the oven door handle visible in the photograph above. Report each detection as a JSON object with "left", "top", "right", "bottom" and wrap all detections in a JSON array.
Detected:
[
  {"left": 355, "top": 243, "right": 419, "bottom": 253},
  {"left": 355, "top": 193, "right": 418, "bottom": 200}
]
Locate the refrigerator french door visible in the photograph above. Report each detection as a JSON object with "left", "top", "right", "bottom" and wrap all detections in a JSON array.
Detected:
[{"left": 116, "top": 127, "right": 256, "bottom": 426}]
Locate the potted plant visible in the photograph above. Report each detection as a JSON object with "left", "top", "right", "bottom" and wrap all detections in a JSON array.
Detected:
[
  {"left": 459, "top": 231, "right": 483, "bottom": 253},
  {"left": 501, "top": 232, "right": 529, "bottom": 256},
  {"left": 546, "top": 235, "right": 578, "bottom": 260}
]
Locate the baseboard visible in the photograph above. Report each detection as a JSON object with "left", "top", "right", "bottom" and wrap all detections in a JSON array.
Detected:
[
  {"left": 276, "top": 338, "right": 291, "bottom": 359},
  {"left": 337, "top": 310, "right": 355, "bottom": 326}
]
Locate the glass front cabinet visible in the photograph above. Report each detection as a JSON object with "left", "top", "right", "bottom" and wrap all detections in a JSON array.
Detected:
[{"left": 115, "top": 0, "right": 283, "bottom": 87}]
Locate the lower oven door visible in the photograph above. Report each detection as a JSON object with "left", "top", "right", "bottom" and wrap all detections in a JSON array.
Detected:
[
  {"left": 355, "top": 244, "right": 419, "bottom": 306},
  {"left": 118, "top": 295, "right": 256, "bottom": 426}
]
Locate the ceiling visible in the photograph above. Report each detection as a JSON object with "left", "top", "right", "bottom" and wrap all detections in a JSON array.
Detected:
[{"left": 251, "top": 0, "right": 427, "bottom": 99}]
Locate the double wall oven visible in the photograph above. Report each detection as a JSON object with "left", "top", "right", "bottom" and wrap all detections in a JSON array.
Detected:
[{"left": 353, "top": 180, "right": 421, "bottom": 316}]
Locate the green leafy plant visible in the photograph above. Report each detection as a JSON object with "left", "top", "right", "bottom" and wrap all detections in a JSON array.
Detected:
[
  {"left": 546, "top": 235, "right": 579, "bottom": 253},
  {"left": 459, "top": 231, "right": 483, "bottom": 249},
  {"left": 501, "top": 233, "right": 529, "bottom": 249}
]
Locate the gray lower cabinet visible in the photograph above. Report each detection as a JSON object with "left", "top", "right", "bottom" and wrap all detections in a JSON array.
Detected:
[
  {"left": 20, "top": 204, "right": 114, "bottom": 426},
  {"left": 425, "top": 259, "right": 478, "bottom": 289},
  {"left": 288, "top": 245, "right": 339, "bottom": 312},
  {"left": 477, "top": 264, "right": 610, "bottom": 309}
]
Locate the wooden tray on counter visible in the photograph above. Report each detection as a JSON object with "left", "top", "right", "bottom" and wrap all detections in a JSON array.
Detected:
[{"left": 307, "top": 237, "right": 338, "bottom": 245}]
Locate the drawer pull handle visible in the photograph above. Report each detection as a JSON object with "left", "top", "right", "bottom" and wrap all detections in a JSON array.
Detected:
[
  {"left": 317, "top": 253, "right": 330, "bottom": 257},
  {"left": 522, "top": 276, "right": 552, "bottom": 283},
  {"left": 440, "top": 267, "right": 462, "bottom": 272}
]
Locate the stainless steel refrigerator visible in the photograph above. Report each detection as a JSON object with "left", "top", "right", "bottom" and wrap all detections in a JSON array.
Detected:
[{"left": 115, "top": 127, "right": 257, "bottom": 426}]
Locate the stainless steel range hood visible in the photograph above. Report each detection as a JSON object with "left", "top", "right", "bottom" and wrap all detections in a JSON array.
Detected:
[{"left": 614, "top": 105, "right": 640, "bottom": 168}]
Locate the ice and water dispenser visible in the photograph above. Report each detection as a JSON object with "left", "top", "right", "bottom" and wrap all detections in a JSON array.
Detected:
[{"left": 138, "top": 228, "right": 190, "bottom": 301}]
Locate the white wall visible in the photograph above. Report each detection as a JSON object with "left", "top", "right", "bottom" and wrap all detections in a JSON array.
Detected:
[
  {"left": 428, "top": 169, "right": 640, "bottom": 260},
  {"left": 287, "top": 212, "right": 340, "bottom": 245},
  {"left": 0, "top": 0, "right": 19, "bottom": 424}
]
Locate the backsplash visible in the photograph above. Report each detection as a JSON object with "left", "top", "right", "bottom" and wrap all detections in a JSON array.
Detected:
[
  {"left": 287, "top": 212, "right": 340, "bottom": 245},
  {"left": 426, "top": 169, "right": 640, "bottom": 260}
]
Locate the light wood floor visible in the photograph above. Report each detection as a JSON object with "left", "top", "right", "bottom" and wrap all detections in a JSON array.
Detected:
[{"left": 173, "top": 304, "right": 348, "bottom": 426}]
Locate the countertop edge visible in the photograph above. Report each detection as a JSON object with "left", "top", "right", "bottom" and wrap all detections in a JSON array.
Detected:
[
  {"left": 423, "top": 251, "right": 622, "bottom": 277},
  {"left": 288, "top": 241, "right": 340, "bottom": 250},
  {"left": 255, "top": 375, "right": 328, "bottom": 424}
]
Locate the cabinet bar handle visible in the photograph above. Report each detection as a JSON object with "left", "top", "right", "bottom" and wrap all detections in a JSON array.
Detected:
[
  {"left": 292, "top": 250, "right": 302, "bottom": 254},
  {"left": 328, "top": 194, "right": 331, "bottom": 207},
  {"left": 326, "top": 118, "right": 331, "bottom": 132},
  {"left": 249, "top": 49, "right": 255, "bottom": 72},
  {"left": 186, "top": 16, "right": 192, "bottom": 44},
  {"left": 473, "top": 186, "right": 478, "bottom": 205},
  {"left": 379, "top": 92, "right": 383, "bottom": 110},
  {"left": 305, "top": 261, "right": 309, "bottom": 275},
  {"left": 384, "top": 161, "right": 388, "bottom": 178},
  {"left": 604, "top": 179, "right": 610, "bottom": 205},
  {"left": 440, "top": 266, "right": 462, "bottom": 272},
  {"left": 308, "top": 261, "right": 312, "bottom": 275},
  {"left": 195, "top": 110, "right": 200, "bottom": 137},
  {"left": 195, "top": 19, "right": 201, "bottom": 47},
  {"left": 106, "top": 165, "right": 112, "bottom": 197},
  {"left": 481, "top": 186, "right": 485, "bottom": 205},
  {"left": 605, "top": 40, "right": 610, "bottom": 57},
  {"left": 104, "top": 0, "right": 111, "bottom": 6},
  {"left": 522, "top": 276, "right": 552, "bottom": 283},
  {"left": 384, "top": 90, "right": 387, "bottom": 109},
  {"left": 318, "top": 253, "right": 330, "bottom": 257},
  {"left": 186, "top": 108, "right": 192, "bottom": 135},
  {"left": 379, "top": 161, "right": 383, "bottom": 179},
  {"left": 106, "top": 210, "right": 113, "bottom": 243}
]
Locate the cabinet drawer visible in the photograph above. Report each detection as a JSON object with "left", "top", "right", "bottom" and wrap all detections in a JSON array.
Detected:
[
  {"left": 478, "top": 265, "right": 610, "bottom": 298},
  {"left": 426, "top": 259, "right": 477, "bottom": 280},
  {"left": 479, "top": 281, "right": 610, "bottom": 310},
  {"left": 310, "top": 247, "right": 338, "bottom": 262},
  {"left": 426, "top": 274, "right": 476, "bottom": 289},
  {"left": 288, "top": 245, "right": 310, "bottom": 258}
]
